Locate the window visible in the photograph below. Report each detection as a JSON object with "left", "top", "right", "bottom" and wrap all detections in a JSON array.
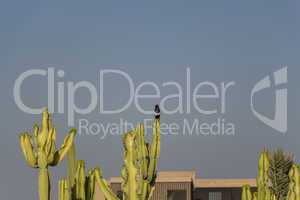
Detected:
[
  {"left": 209, "top": 192, "right": 222, "bottom": 200},
  {"left": 167, "top": 190, "right": 187, "bottom": 200}
]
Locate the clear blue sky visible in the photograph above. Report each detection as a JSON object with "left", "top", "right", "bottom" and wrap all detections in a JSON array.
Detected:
[{"left": 0, "top": 0, "right": 300, "bottom": 199}]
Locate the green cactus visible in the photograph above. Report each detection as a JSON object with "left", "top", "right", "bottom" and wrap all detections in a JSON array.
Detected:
[
  {"left": 75, "top": 160, "right": 87, "bottom": 200},
  {"left": 68, "top": 143, "right": 77, "bottom": 189},
  {"left": 242, "top": 185, "right": 252, "bottom": 200},
  {"left": 59, "top": 141, "right": 96, "bottom": 200},
  {"left": 21, "top": 105, "right": 160, "bottom": 200},
  {"left": 86, "top": 168, "right": 96, "bottom": 200},
  {"left": 19, "top": 108, "right": 76, "bottom": 200},
  {"left": 253, "top": 192, "right": 258, "bottom": 200},
  {"left": 94, "top": 104, "right": 161, "bottom": 200},
  {"left": 287, "top": 164, "right": 300, "bottom": 200},
  {"left": 75, "top": 160, "right": 96, "bottom": 200},
  {"left": 257, "top": 150, "right": 272, "bottom": 200},
  {"left": 59, "top": 179, "right": 70, "bottom": 200},
  {"left": 94, "top": 168, "right": 120, "bottom": 200},
  {"left": 59, "top": 160, "right": 96, "bottom": 200},
  {"left": 243, "top": 151, "right": 273, "bottom": 200}
]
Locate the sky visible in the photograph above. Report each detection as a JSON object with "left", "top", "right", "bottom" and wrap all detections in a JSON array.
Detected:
[{"left": 0, "top": 0, "right": 300, "bottom": 199}]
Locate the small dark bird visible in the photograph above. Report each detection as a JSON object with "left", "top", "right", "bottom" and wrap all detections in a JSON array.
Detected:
[{"left": 154, "top": 104, "right": 160, "bottom": 119}]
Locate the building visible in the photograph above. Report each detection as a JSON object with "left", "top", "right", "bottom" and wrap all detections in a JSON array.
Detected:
[{"left": 94, "top": 171, "right": 256, "bottom": 200}]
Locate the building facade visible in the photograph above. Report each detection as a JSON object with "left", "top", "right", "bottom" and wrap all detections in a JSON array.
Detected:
[{"left": 94, "top": 171, "right": 256, "bottom": 200}]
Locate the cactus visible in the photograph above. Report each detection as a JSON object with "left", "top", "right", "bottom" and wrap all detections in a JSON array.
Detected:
[
  {"left": 257, "top": 150, "right": 272, "bottom": 200},
  {"left": 94, "top": 104, "right": 161, "bottom": 200},
  {"left": 287, "top": 164, "right": 300, "bottom": 200},
  {"left": 20, "top": 105, "right": 160, "bottom": 200},
  {"left": 94, "top": 168, "right": 120, "bottom": 200},
  {"left": 253, "top": 192, "right": 258, "bottom": 200},
  {"left": 59, "top": 179, "right": 70, "bottom": 200},
  {"left": 242, "top": 151, "right": 272, "bottom": 200},
  {"left": 59, "top": 160, "right": 96, "bottom": 200},
  {"left": 19, "top": 108, "right": 76, "bottom": 200},
  {"left": 68, "top": 144, "right": 77, "bottom": 189},
  {"left": 58, "top": 141, "right": 96, "bottom": 200},
  {"left": 74, "top": 160, "right": 96, "bottom": 200},
  {"left": 242, "top": 185, "right": 252, "bottom": 200}
]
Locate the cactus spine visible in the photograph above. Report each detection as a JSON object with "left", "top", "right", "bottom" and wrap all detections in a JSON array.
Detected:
[
  {"left": 287, "top": 164, "right": 300, "bottom": 200},
  {"left": 242, "top": 185, "right": 252, "bottom": 200},
  {"left": 95, "top": 105, "right": 161, "bottom": 200},
  {"left": 19, "top": 108, "right": 76, "bottom": 200},
  {"left": 257, "top": 151, "right": 272, "bottom": 200}
]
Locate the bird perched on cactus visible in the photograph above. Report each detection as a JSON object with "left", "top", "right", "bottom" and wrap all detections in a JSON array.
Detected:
[
  {"left": 19, "top": 108, "right": 76, "bottom": 200},
  {"left": 94, "top": 104, "right": 161, "bottom": 200}
]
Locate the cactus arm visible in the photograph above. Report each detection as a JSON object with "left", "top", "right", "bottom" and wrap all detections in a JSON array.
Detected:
[
  {"left": 147, "top": 116, "right": 160, "bottom": 183},
  {"left": 75, "top": 160, "right": 86, "bottom": 200},
  {"left": 257, "top": 151, "right": 271, "bottom": 200},
  {"left": 287, "top": 164, "right": 300, "bottom": 200},
  {"left": 59, "top": 179, "right": 70, "bottom": 200},
  {"left": 242, "top": 185, "right": 252, "bottom": 200},
  {"left": 86, "top": 169, "right": 96, "bottom": 200},
  {"left": 20, "top": 133, "right": 37, "bottom": 168},
  {"left": 253, "top": 192, "right": 258, "bottom": 200},
  {"left": 136, "top": 124, "right": 148, "bottom": 178},
  {"left": 122, "top": 131, "right": 139, "bottom": 200},
  {"left": 33, "top": 124, "right": 39, "bottom": 148},
  {"left": 294, "top": 165, "right": 300, "bottom": 200},
  {"left": 148, "top": 186, "right": 155, "bottom": 199},
  {"left": 140, "top": 144, "right": 151, "bottom": 200},
  {"left": 136, "top": 124, "right": 150, "bottom": 199},
  {"left": 287, "top": 166, "right": 294, "bottom": 200},
  {"left": 59, "top": 179, "right": 64, "bottom": 200},
  {"left": 94, "top": 168, "right": 120, "bottom": 200},
  {"left": 46, "top": 128, "right": 57, "bottom": 163},
  {"left": 67, "top": 143, "right": 77, "bottom": 189},
  {"left": 64, "top": 180, "right": 70, "bottom": 200},
  {"left": 66, "top": 143, "right": 96, "bottom": 200},
  {"left": 39, "top": 109, "right": 51, "bottom": 148},
  {"left": 121, "top": 164, "right": 128, "bottom": 199},
  {"left": 141, "top": 105, "right": 161, "bottom": 200},
  {"left": 50, "top": 128, "right": 76, "bottom": 166},
  {"left": 45, "top": 127, "right": 55, "bottom": 155}
]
